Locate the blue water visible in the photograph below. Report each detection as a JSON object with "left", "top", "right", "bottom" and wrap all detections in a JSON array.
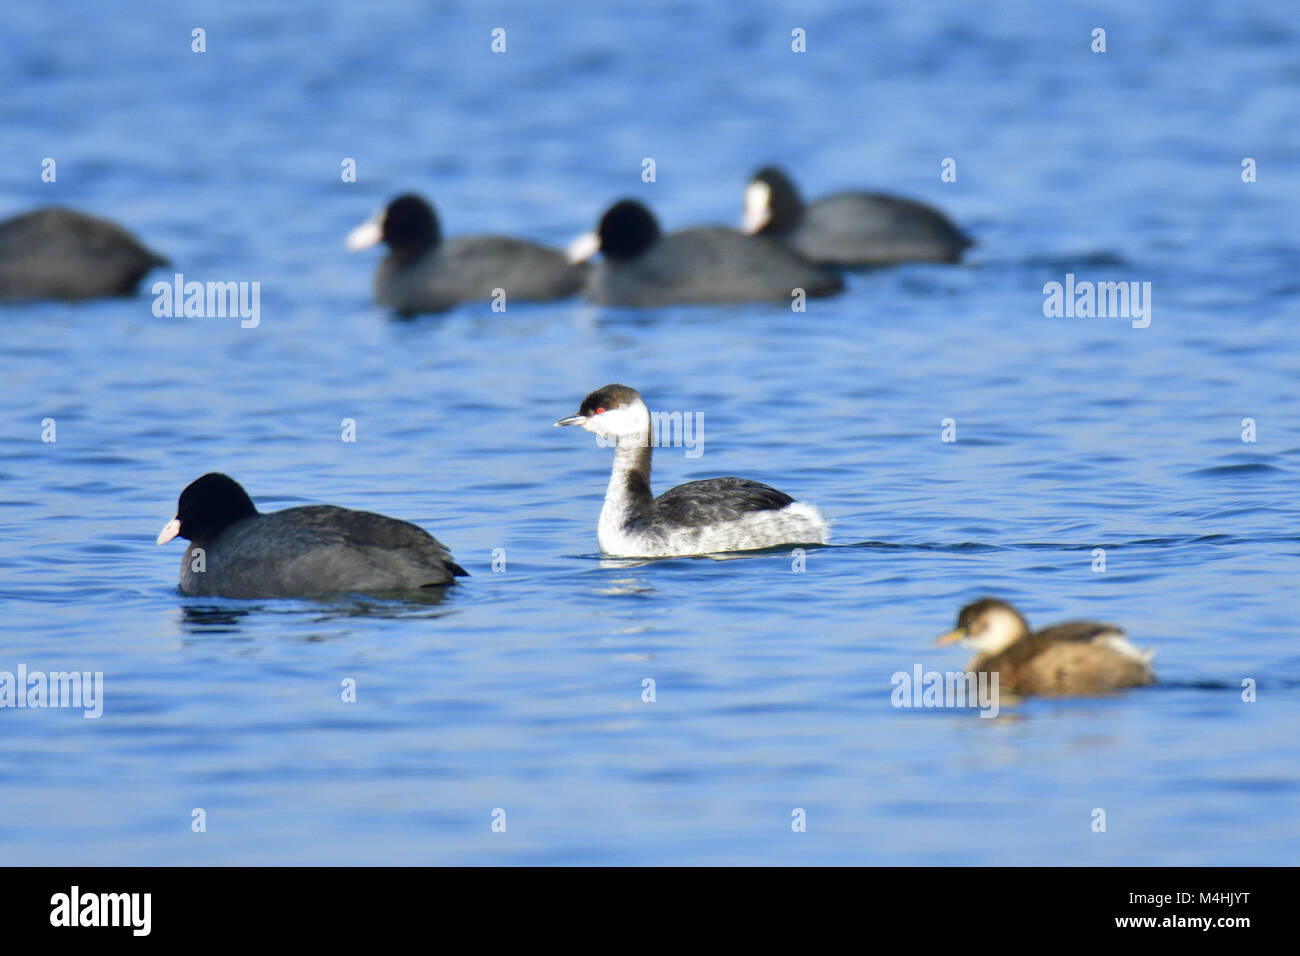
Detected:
[{"left": 2, "top": 0, "right": 1298, "bottom": 864}]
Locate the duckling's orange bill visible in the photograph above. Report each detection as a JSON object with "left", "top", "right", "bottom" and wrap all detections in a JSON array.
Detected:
[{"left": 935, "top": 628, "right": 965, "bottom": 646}]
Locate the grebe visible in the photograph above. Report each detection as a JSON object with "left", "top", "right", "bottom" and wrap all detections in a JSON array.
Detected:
[
  {"left": 742, "top": 166, "right": 972, "bottom": 267},
  {"left": 156, "top": 473, "right": 467, "bottom": 598},
  {"left": 567, "top": 199, "right": 843, "bottom": 306},
  {"left": 936, "top": 598, "right": 1155, "bottom": 696},
  {"left": 555, "top": 384, "right": 830, "bottom": 557},
  {"left": 347, "top": 193, "right": 586, "bottom": 315}
]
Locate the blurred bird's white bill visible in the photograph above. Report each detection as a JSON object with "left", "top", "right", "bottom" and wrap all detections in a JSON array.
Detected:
[
  {"left": 554, "top": 414, "right": 587, "bottom": 427},
  {"left": 346, "top": 213, "right": 384, "bottom": 250},
  {"left": 741, "top": 180, "right": 772, "bottom": 234},
  {"left": 156, "top": 517, "right": 181, "bottom": 545},
  {"left": 566, "top": 231, "right": 601, "bottom": 264}
]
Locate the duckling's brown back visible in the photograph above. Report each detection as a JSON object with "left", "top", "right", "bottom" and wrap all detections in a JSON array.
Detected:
[{"left": 1011, "top": 638, "right": 1155, "bottom": 696}]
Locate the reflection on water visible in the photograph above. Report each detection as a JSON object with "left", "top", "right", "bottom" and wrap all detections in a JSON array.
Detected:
[{"left": 178, "top": 589, "right": 457, "bottom": 634}]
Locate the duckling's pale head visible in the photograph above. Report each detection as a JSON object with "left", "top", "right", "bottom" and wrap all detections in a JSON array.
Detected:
[
  {"left": 555, "top": 384, "right": 650, "bottom": 443},
  {"left": 937, "top": 598, "right": 1031, "bottom": 656}
]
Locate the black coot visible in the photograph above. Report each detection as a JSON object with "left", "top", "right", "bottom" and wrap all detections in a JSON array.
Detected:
[
  {"left": 742, "top": 166, "right": 972, "bottom": 266},
  {"left": 156, "top": 473, "right": 467, "bottom": 598},
  {"left": 347, "top": 193, "right": 586, "bottom": 315},
  {"left": 0, "top": 207, "right": 169, "bottom": 301},
  {"left": 568, "top": 199, "right": 843, "bottom": 306}
]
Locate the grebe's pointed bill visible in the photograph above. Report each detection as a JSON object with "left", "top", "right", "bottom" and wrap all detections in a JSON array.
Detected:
[
  {"left": 156, "top": 517, "right": 182, "bottom": 546},
  {"left": 346, "top": 213, "right": 384, "bottom": 251},
  {"left": 554, "top": 414, "right": 587, "bottom": 427},
  {"left": 741, "top": 180, "right": 772, "bottom": 234},
  {"left": 935, "top": 627, "right": 966, "bottom": 646},
  {"left": 566, "top": 231, "right": 601, "bottom": 264}
]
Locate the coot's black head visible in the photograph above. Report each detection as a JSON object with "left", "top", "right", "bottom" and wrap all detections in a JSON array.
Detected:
[
  {"left": 157, "top": 473, "right": 258, "bottom": 546},
  {"left": 743, "top": 166, "right": 804, "bottom": 235},
  {"left": 569, "top": 200, "right": 661, "bottom": 264},
  {"left": 347, "top": 193, "right": 441, "bottom": 254},
  {"left": 598, "top": 201, "right": 661, "bottom": 259},
  {"left": 382, "top": 194, "right": 440, "bottom": 247}
]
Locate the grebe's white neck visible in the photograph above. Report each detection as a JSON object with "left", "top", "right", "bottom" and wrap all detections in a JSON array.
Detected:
[{"left": 599, "top": 430, "right": 654, "bottom": 545}]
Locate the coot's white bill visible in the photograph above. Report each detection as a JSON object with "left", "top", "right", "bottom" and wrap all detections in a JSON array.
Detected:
[
  {"left": 566, "top": 231, "right": 601, "bottom": 264},
  {"left": 156, "top": 517, "right": 181, "bottom": 545},
  {"left": 741, "top": 180, "right": 772, "bottom": 234},
  {"left": 346, "top": 214, "right": 384, "bottom": 250}
]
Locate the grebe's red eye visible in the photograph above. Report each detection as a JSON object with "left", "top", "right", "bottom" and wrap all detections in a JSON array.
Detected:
[{"left": 595, "top": 407, "right": 606, "bottom": 414}]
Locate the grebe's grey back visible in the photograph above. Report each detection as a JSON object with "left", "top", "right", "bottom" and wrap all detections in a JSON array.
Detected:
[{"left": 555, "top": 384, "right": 829, "bottom": 557}]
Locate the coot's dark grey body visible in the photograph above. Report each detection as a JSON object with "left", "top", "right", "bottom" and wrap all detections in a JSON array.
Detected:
[
  {"left": 0, "top": 207, "right": 169, "bottom": 301},
  {"left": 574, "top": 200, "right": 843, "bottom": 306},
  {"left": 349, "top": 193, "right": 585, "bottom": 315},
  {"left": 375, "top": 236, "right": 586, "bottom": 315},
  {"left": 158, "top": 473, "right": 466, "bottom": 599},
  {"left": 589, "top": 228, "right": 843, "bottom": 306},
  {"left": 785, "top": 194, "right": 971, "bottom": 266},
  {"left": 746, "top": 167, "right": 972, "bottom": 267},
  {"left": 178, "top": 506, "right": 465, "bottom": 598}
]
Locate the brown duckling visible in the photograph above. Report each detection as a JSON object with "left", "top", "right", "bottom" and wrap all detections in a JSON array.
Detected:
[{"left": 936, "top": 598, "right": 1155, "bottom": 696}]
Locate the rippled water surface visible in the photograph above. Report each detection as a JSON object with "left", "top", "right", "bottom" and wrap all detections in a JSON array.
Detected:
[{"left": 2, "top": 0, "right": 1298, "bottom": 864}]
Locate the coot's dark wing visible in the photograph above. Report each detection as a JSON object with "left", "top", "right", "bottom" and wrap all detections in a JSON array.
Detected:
[
  {"left": 229, "top": 506, "right": 465, "bottom": 594},
  {"left": 401, "top": 237, "right": 584, "bottom": 309},
  {"left": 0, "top": 207, "right": 167, "bottom": 300},
  {"left": 671, "top": 228, "right": 843, "bottom": 300},
  {"left": 283, "top": 505, "right": 465, "bottom": 571},
  {"left": 797, "top": 193, "right": 970, "bottom": 265},
  {"left": 595, "top": 228, "right": 841, "bottom": 305},
  {"left": 651, "top": 477, "right": 794, "bottom": 527},
  {"left": 377, "top": 236, "right": 584, "bottom": 313}
]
